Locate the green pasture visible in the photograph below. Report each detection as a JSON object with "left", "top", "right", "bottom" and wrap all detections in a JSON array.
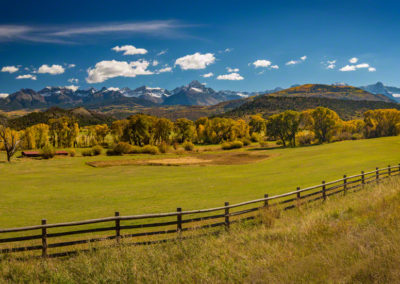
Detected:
[{"left": 1, "top": 136, "right": 400, "bottom": 228}]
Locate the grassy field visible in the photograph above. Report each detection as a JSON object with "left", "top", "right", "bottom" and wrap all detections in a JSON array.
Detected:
[
  {"left": 1, "top": 136, "right": 400, "bottom": 228},
  {"left": 1, "top": 170, "right": 400, "bottom": 282}
]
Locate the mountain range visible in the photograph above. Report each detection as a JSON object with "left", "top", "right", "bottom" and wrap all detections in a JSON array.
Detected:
[{"left": 0, "top": 81, "right": 398, "bottom": 112}]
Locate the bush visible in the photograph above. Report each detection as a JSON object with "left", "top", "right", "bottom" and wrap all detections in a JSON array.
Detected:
[
  {"left": 296, "top": 131, "right": 315, "bottom": 146},
  {"left": 259, "top": 141, "right": 269, "bottom": 148},
  {"left": 251, "top": 132, "right": 261, "bottom": 142},
  {"left": 221, "top": 140, "right": 243, "bottom": 150},
  {"left": 68, "top": 149, "right": 76, "bottom": 157},
  {"left": 158, "top": 142, "right": 170, "bottom": 154},
  {"left": 81, "top": 149, "right": 93, "bottom": 157},
  {"left": 182, "top": 141, "right": 194, "bottom": 151},
  {"left": 113, "top": 142, "right": 133, "bottom": 155},
  {"left": 106, "top": 149, "right": 118, "bottom": 156},
  {"left": 91, "top": 145, "right": 103, "bottom": 156},
  {"left": 141, "top": 145, "right": 159, "bottom": 155},
  {"left": 241, "top": 138, "right": 251, "bottom": 146},
  {"left": 129, "top": 146, "right": 143, "bottom": 154},
  {"left": 351, "top": 133, "right": 364, "bottom": 140},
  {"left": 41, "top": 145, "right": 55, "bottom": 159}
]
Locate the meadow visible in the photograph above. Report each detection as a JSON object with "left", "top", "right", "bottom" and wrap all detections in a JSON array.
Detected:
[{"left": 1, "top": 136, "right": 400, "bottom": 228}]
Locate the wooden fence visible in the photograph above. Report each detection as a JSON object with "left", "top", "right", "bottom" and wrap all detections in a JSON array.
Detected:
[{"left": 1, "top": 164, "right": 399, "bottom": 258}]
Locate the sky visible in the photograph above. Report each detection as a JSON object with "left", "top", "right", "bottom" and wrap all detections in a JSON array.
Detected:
[{"left": 1, "top": 0, "right": 400, "bottom": 96}]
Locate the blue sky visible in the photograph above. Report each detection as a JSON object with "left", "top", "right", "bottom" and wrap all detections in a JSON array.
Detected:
[{"left": 1, "top": 0, "right": 400, "bottom": 95}]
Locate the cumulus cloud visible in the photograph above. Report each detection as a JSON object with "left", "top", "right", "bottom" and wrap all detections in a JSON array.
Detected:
[
  {"left": 175, "top": 52, "right": 215, "bottom": 70},
  {"left": 152, "top": 60, "right": 159, "bottom": 66},
  {"left": 112, "top": 45, "right": 148, "bottom": 55},
  {"left": 339, "top": 65, "right": 357, "bottom": 72},
  {"left": 226, "top": 67, "right": 239, "bottom": 72},
  {"left": 1, "top": 65, "right": 19, "bottom": 73},
  {"left": 157, "top": 50, "right": 167, "bottom": 56},
  {"left": 216, "top": 72, "right": 244, "bottom": 80},
  {"left": 301, "top": 56, "right": 307, "bottom": 61},
  {"left": 201, "top": 72, "right": 213, "bottom": 78},
  {"left": 253, "top": 60, "right": 271, "bottom": 68},
  {"left": 157, "top": 66, "right": 172, "bottom": 73},
  {"left": 68, "top": 78, "right": 79, "bottom": 84},
  {"left": 0, "top": 93, "right": 9, "bottom": 98},
  {"left": 349, "top": 57, "right": 358, "bottom": 64},
  {"left": 270, "top": 65, "right": 279, "bottom": 69},
  {"left": 64, "top": 85, "right": 79, "bottom": 91},
  {"left": 368, "top": 67, "right": 376, "bottom": 72},
  {"left": 16, "top": 74, "right": 37, "bottom": 80},
  {"left": 86, "top": 59, "right": 153, "bottom": 83},
  {"left": 286, "top": 56, "right": 307, "bottom": 66},
  {"left": 356, "top": 63, "right": 369, "bottom": 69},
  {"left": 68, "top": 64, "right": 76, "bottom": 68},
  {"left": 38, "top": 64, "right": 65, "bottom": 75}
]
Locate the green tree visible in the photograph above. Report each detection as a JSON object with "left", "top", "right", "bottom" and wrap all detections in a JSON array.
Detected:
[{"left": 311, "top": 107, "right": 340, "bottom": 143}]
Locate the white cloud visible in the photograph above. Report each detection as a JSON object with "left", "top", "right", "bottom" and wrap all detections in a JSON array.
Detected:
[
  {"left": 216, "top": 72, "right": 244, "bottom": 80},
  {"left": 224, "top": 48, "right": 232, "bottom": 53},
  {"left": 38, "top": 64, "right": 65, "bottom": 75},
  {"left": 349, "top": 57, "right": 358, "bottom": 64},
  {"left": 157, "top": 50, "right": 167, "bottom": 56},
  {"left": 253, "top": 60, "right": 271, "bottom": 68},
  {"left": 68, "top": 64, "right": 76, "bottom": 68},
  {"left": 157, "top": 66, "right": 172, "bottom": 73},
  {"left": 339, "top": 65, "right": 357, "bottom": 72},
  {"left": 368, "top": 67, "right": 376, "bottom": 72},
  {"left": 286, "top": 60, "right": 298, "bottom": 65},
  {"left": 152, "top": 60, "right": 159, "bottom": 66},
  {"left": 270, "top": 65, "right": 279, "bottom": 69},
  {"left": 356, "top": 63, "right": 369, "bottom": 69},
  {"left": 16, "top": 74, "right": 37, "bottom": 80},
  {"left": 64, "top": 85, "right": 79, "bottom": 92},
  {"left": 112, "top": 45, "right": 148, "bottom": 55},
  {"left": 201, "top": 72, "right": 213, "bottom": 78},
  {"left": 1, "top": 66, "right": 19, "bottom": 73},
  {"left": 0, "top": 93, "right": 9, "bottom": 98},
  {"left": 86, "top": 59, "right": 153, "bottom": 83},
  {"left": 68, "top": 78, "right": 79, "bottom": 84},
  {"left": 300, "top": 55, "right": 307, "bottom": 61},
  {"left": 175, "top": 52, "right": 215, "bottom": 70},
  {"left": 226, "top": 67, "right": 239, "bottom": 72},
  {"left": 327, "top": 60, "right": 336, "bottom": 69}
]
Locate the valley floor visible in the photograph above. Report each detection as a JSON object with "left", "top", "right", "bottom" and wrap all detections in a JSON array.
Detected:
[
  {"left": 0, "top": 136, "right": 400, "bottom": 228},
  {"left": 1, "top": 171, "right": 400, "bottom": 282}
]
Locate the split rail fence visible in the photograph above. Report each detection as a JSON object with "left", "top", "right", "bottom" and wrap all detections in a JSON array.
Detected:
[{"left": 1, "top": 164, "right": 399, "bottom": 258}]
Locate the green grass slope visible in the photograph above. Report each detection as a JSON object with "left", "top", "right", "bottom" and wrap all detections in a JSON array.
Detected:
[
  {"left": 1, "top": 136, "right": 400, "bottom": 228},
  {"left": 1, "top": 173, "right": 400, "bottom": 282}
]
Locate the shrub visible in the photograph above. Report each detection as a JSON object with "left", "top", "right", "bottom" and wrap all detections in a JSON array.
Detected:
[
  {"left": 221, "top": 140, "right": 243, "bottom": 150},
  {"left": 68, "top": 149, "right": 76, "bottom": 157},
  {"left": 241, "top": 138, "right": 251, "bottom": 146},
  {"left": 141, "top": 145, "right": 159, "bottom": 155},
  {"left": 183, "top": 141, "right": 195, "bottom": 151},
  {"left": 158, "top": 142, "right": 170, "bottom": 153},
  {"left": 92, "top": 145, "right": 103, "bottom": 156},
  {"left": 113, "top": 142, "right": 133, "bottom": 155},
  {"left": 81, "top": 149, "right": 93, "bottom": 157},
  {"left": 129, "top": 146, "right": 143, "bottom": 154},
  {"left": 259, "top": 141, "right": 269, "bottom": 148},
  {"left": 251, "top": 132, "right": 261, "bottom": 142},
  {"left": 296, "top": 131, "right": 315, "bottom": 146},
  {"left": 106, "top": 149, "right": 118, "bottom": 156},
  {"left": 173, "top": 142, "right": 179, "bottom": 150},
  {"left": 351, "top": 133, "right": 364, "bottom": 140},
  {"left": 41, "top": 145, "right": 55, "bottom": 159}
]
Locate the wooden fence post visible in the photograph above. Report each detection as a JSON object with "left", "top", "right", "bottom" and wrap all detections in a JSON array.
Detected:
[
  {"left": 343, "top": 175, "right": 347, "bottom": 195},
  {"left": 115, "top": 212, "right": 120, "bottom": 243},
  {"left": 361, "top": 171, "right": 365, "bottom": 185},
  {"left": 376, "top": 167, "right": 379, "bottom": 183},
  {"left": 296, "top": 187, "right": 301, "bottom": 205},
  {"left": 388, "top": 165, "right": 391, "bottom": 176},
  {"left": 41, "top": 219, "right": 47, "bottom": 258},
  {"left": 177, "top": 208, "right": 182, "bottom": 234},
  {"left": 224, "top": 202, "right": 230, "bottom": 231},
  {"left": 264, "top": 194, "right": 269, "bottom": 208},
  {"left": 322, "top": 181, "right": 326, "bottom": 201},
  {"left": 398, "top": 163, "right": 400, "bottom": 174}
]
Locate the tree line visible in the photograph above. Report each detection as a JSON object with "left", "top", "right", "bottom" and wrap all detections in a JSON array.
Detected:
[{"left": 1, "top": 107, "right": 400, "bottom": 161}]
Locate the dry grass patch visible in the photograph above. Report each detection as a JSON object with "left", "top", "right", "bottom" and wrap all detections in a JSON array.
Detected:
[{"left": 86, "top": 151, "right": 270, "bottom": 168}]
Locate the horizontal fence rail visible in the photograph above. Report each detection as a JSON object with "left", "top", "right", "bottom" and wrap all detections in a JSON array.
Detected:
[{"left": 1, "top": 164, "right": 399, "bottom": 258}]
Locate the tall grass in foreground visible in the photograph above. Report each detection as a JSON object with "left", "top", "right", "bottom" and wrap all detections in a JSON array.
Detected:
[{"left": 2, "top": 178, "right": 400, "bottom": 283}]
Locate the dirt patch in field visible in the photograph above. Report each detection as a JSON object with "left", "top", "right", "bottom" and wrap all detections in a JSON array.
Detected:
[{"left": 86, "top": 151, "right": 270, "bottom": 168}]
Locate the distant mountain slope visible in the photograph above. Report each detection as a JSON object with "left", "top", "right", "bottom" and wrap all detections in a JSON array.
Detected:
[
  {"left": 359, "top": 82, "right": 400, "bottom": 103},
  {"left": 267, "top": 84, "right": 394, "bottom": 102},
  {"left": 8, "top": 107, "right": 115, "bottom": 130},
  {"left": 225, "top": 95, "right": 400, "bottom": 120}
]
